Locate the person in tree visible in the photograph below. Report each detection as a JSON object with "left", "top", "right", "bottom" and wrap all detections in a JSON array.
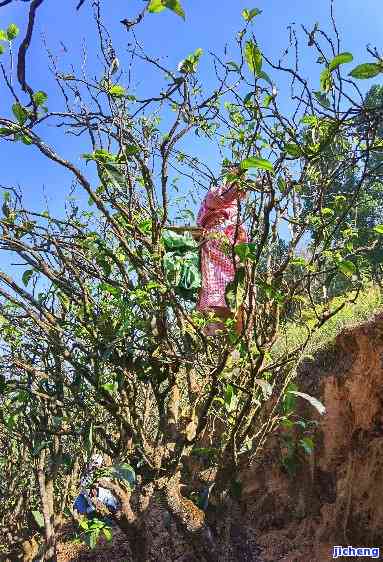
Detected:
[{"left": 195, "top": 164, "right": 248, "bottom": 335}]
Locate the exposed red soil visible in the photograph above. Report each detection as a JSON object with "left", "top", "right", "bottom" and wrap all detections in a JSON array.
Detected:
[{"left": 240, "top": 311, "right": 383, "bottom": 561}]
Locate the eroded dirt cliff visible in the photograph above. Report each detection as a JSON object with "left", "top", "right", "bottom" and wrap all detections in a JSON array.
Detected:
[{"left": 241, "top": 311, "right": 383, "bottom": 561}]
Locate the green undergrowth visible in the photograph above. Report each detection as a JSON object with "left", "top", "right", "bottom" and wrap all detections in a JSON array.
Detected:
[{"left": 272, "top": 284, "right": 383, "bottom": 364}]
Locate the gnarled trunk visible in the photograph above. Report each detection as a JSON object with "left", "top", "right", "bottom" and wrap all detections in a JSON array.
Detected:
[
  {"left": 98, "top": 477, "right": 150, "bottom": 561},
  {"left": 37, "top": 450, "right": 57, "bottom": 562},
  {"left": 165, "top": 472, "right": 220, "bottom": 562}
]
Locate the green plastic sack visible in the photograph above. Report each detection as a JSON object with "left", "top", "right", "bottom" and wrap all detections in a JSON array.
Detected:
[
  {"left": 162, "top": 231, "right": 201, "bottom": 299},
  {"left": 162, "top": 230, "right": 198, "bottom": 252}
]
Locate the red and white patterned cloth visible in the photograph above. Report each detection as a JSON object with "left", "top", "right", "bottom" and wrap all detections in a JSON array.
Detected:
[{"left": 196, "top": 181, "right": 247, "bottom": 314}]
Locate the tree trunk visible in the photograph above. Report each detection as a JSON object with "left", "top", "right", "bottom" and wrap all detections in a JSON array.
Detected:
[
  {"left": 37, "top": 450, "right": 57, "bottom": 562},
  {"left": 165, "top": 472, "right": 220, "bottom": 562},
  {"left": 98, "top": 477, "right": 149, "bottom": 560}
]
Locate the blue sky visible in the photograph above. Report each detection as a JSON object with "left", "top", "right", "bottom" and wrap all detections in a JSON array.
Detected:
[
  {"left": 0, "top": 0, "right": 382, "bottom": 268},
  {"left": 1, "top": 0, "right": 382, "bottom": 202}
]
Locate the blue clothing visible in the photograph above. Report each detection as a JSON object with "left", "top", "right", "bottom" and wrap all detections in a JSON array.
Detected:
[
  {"left": 73, "top": 487, "right": 118, "bottom": 515},
  {"left": 97, "top": 486, "right": 119, "bottom": 511},
  {"left": 74, "top": 456, "right": 119, "bottom": 517},
  {"left": 73, "top": 493, "right": 95, "bottom": 515}
]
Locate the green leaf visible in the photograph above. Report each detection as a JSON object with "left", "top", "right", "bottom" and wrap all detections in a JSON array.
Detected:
[
  {"left": 290, "top": 257, "right": 307, "bottom": 267},
  {"left": 138, "top": 219, "right": 152, "bottom": 234},
  {"left": 227, "top": 61, "right": 240, "bottom": 71},
  {"left": 277, "top": 176, "right": 287, "bottom": 192},
  {"left": 84, "top": 531, "right": 98, "bottom": 549},
  {"left": 31, "top": 510, "right": 45, "bottom": 529},
  {"left": 263, "top": 94, "right": 273, "bottom": 108},
  {"left": 112, "top": 463, "right": 136, "bottom": 486},
  {"left": 22, "top": 269, "right": 34, "bottom": 287},
  {"left": 84, "top": 422, "right": 93, "bottom": 455},
  {"left": 32, "top": 440, "right": 49, "bottom": 456},
  {"left": 240, "top": 157, "right": 274, "bottom": 173},
  {"left": 243, "top": 91, "right": 254, "bottom": 106},
  {"left": 349, "top": 63, "right": 382, "bottom": 79},
  {"left": 6, "top": 24, "right": 19, "bottom": 41},
  {"left": 257, "top": 69, "right": 272, "bottom": 85},
  {"left": 178, "top": 47, "right": 203, "bottom": 73},
  {"left": 234, "top": 242, "right": 257, "bottom": 262},
  {"left": 32, "top": 91, "right": 48, "bottom": 107},
  {"left": 102, "top": 162, "right": 126, "bottom": 189},
  {"left": 225, "top": 267, "right": 245, "bottom": 312},
  {"left": 58, "top": 453, "right": 73, "bottom": 468},
  {"left": 0, "top": 127, "right": 13, "bottom": 135},
  {"left": 299, "top": 437, "right": 315, "bottom": 455},
  {"left": 101, "top": 382, "right": 118, "bottom": 394},
  {"left": 313, "top": 90, "right": 330, "bottom": 108},
  {"left": 338, "top": 259, "right": 356, "bottom": 278},
  {"left": 334, "top": 195, "right": 346, "bottom": 207},
  {"left": 224, "top": 384, "right": 237, "bottom": 412},
  {"left": 98, "top": 257, "right": 111, "bottom": 277},
  {"left": 103, "top": 527, "right": 113, "bottom": 542},
  {"left": 99, "top": 282, "right": 121, "bottom": 297},
  {"left": 82, "top": 149, "right": 115, "bottom": 163},
  {"left": 261, "top": 282, "right": 285, "bottom": 303},
  {"left": 108, "top": 84, "right": 126, "bottom": 98},
  {"left": 320, "top": 67, "right": 332, "bottom": 93},
  {"left": 373, "top": 224, "right": 383, "bottom": 234},
  {"left": 328, "top": 52, "right": 353, "bottom": 72},
  {"left": 288, "top": 390, "right": 326, "bottom": 415},
  {"left": 283, "top": 383, "right": 298, "bottom": 414},
  {"left": 0, "top": 44, "right": 5, "bottom": 55},
  {"left": 78, "top": 518, "right": 89, "bottom": 531},
  {"left": 191, "top": 447, "right": 218, "bottom": 459},
  {"left": 148, "top": 0, "right": 166, "bottom": 13},
  {"left": 281, "top": 418, "right": 294, "bottom": 429},
  {"left": 5, "top": 413, "right": 18, "bottom": 431},
  {"left": 234, "top": 243, "right": 250, "bottom": 262},
  {"left": 242, "top": 8, "right": 262, "bottom": 22},
  {"left": 149, "top": 0, "right": 185, "bottom": 19},
  {"left": 0, "top": 29, "right": 7, "bottom": 41},
  {"left": 284, "top": 143, "right": 302, "bottom": 158},
  {"left": 125, "top": 144, "right": 140, "bottom": 155},
  {"left": 244, "top": 40, "right": 262, "bottom": 75},
  {"left": 12, "top": 103, "right": 28, "bottom": 125},
  {"left": 21, "top": 135, "right": 33, "bottom": 145},
  {"left": 165, "top": 0, "right": 185, "bottom": 19},
  {"left": 225, "top": 286, "right": 236, "bottom": 311}
]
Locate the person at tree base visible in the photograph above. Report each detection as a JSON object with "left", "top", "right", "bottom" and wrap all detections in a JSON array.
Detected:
[
  {"left": 73, "top": 453, "right": 119, "bottom": 518},
  {"left": 195, "top": 165, "right": 248, "bottom": 336}
]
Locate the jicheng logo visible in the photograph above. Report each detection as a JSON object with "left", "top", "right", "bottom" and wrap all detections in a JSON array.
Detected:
[{"left": 332, "top": 546, "right": 380, "bottom": 558}]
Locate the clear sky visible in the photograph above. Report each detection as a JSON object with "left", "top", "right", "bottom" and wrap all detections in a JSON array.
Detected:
[{"left": 0, "top": 0, "right": 382, "bottom": 268}]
